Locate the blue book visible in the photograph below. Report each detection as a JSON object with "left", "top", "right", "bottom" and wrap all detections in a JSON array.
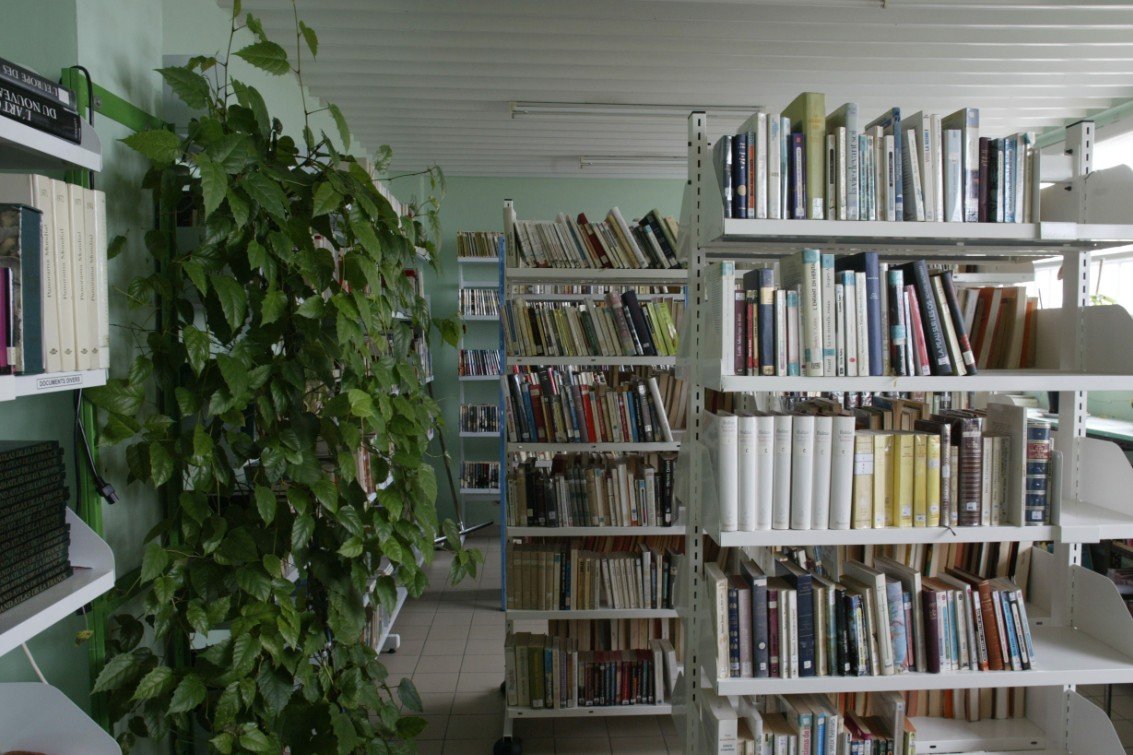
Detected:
[
  {"left": 780, "top": 561, "right": 816, "bottom": 677},
  {"left": 788, "top": 132, "right": 807, "bottom": 219},
  {"left": 835, "top": 252, "right": 882, "bottom": 376},
  {"left": 998, "top": 589, "right": 1024, "bottom": 670},
  {"left": 740, "top": 558, "right": 770, "bottom": 678},
  {"left": 0, "top": 205, "right": 43, "bottom": 375},
  {"left": 733, "top": 132, "right": 749, "bottom": 219},
  {"left": 727, "top": 582, "right": 741, "bottom": 676},
  {"left": 885, "top": 578, "right": 908, "bottom": 671},
  {"left": 865, "top": 107, "right": 904, "bottom": 219}
]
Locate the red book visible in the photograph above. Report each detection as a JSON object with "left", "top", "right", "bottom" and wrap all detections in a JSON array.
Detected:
[
  {"left": 579, "top": 384, "right": 598, "bottom": 443},
  {"left": 746, "top": 297, "right": 757, "bottom": 375},
  {"left": 527, "top": 380, "right": 548, "bottom": 442},
  {"left": 576, "top": 213, "right": 612, "bottom": 268},
  {"left": 905, "top": 285, "right": 931, "bottom": 376}
]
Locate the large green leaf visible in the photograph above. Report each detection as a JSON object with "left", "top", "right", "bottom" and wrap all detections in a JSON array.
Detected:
[
  {"left": 210, "top": 275, "right": 248, "bottom": 330},
  {"left": 158, "top": 66, "right": 211, "bottom": 110},
  {"left": 327, "top": 102, "right": 350, "bottom": 149},
  {"left": 169, "top": 675, "right": 207, "bottom": 714},
  {"left": 231, "top": 79, "right": 270, "bottom": 136},
  {"left": 182, "top": 326, "right": 211, "bottom": 375},
  {"left": 232, "top": 633, "right": 260, "bottom": 676},
  {"left": 261, "top": 288, "right": 286, "bottom": 325},
  {"left": 217, "top": 354, "right": 250, "bottom": 396},
  {"left": 238, "top": 728, "right": 273, "bottom": 753},
  {"left": 197, "top": 157, "right": 226, "bottom": 217},
  {"left": 235, "top": 40, "right": 290, "bottom": 75},
  {"left": 92, "top": 649, "right": 148, "bottom": 693},
  {"left": 122, "top": 129, "right": 181, "bottom": 165},
  {"left": 311, "top": 181, "right": 341, "bottom": 216},
  {"left": 132, "top": 666, "right": 176, "bottom": 701},
  {"left": 140, "top": 542, "right": 170, "bottom": 582},
  {"left": 254, "top": 485, "right": 277, "bottom": 524},
  {"left": 208, "top": 133, "right": 257, "bottom": 173},
  {"left": 149, "top": 442, "right": 173, "bottom": 487},
  {"left": 347, "top": 389, "right": 374, "bottom": 418},
  {"left": 242, "top": 171, "right": 288, "bottom": 219},
  {"left": 292, "top": 514, "right": 315, "bottom": 551},
  {"left": 257, "top": 665, "right": 294, "bottom": 716},
  {"left": 299, "top": 21, "right": 319, "bottom": 57}
]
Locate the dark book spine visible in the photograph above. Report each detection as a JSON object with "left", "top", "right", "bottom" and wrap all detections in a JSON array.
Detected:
[
  {"left": 660, "top": 455, "right": 674, "bottom": 525},
  {"left": 643, "top": 212, "right": 678, "bottom": 267},
  {"left": 752, "top": 581, "right": 769, "bottom": 678},
  {"left": 0, "top": 79, "right": 81, "bottom": 143},
  {"left": 0, "top": 58, "right": 75, "bottom": 110},
  {"left": 907, "top": 261, "right": 954, "bottom": 375},
  {"left": 758, "top": 268, "right": 776, "bottom": 375},
  {"left": 988, "top": 139, "right": 1001, "bottom": 222},
  {"left": 958, "top": 418, "right": 984, "bottom": 526},
  {"left": 836, "top": 591, "right": 850, "bottom": 676},
  {"left": 887, "top": 269, "right": 907, "bottom": 376},
  {"left": 621, "top": 291, "right": 657, "bottom": 357},
  {"left": 0, "top": 567, "right": 71, "bottom": 612},
  {"left": 846, "top": 593, "right": 863, "bottom": 676},
  {"left": 768, "top": 589, "right": 781, "bottom": 677},
  {"left": 734, "top": 291, "right": 746, "bottom": 375},
  {"left": 793, "top": 575, "right": 816, "bottom": 677},
  {"left": 977, "top": 137, "right": 990, "bottom": 223},
  {"left": 0, "top": 206, "right": 44, "bottom": 375},
  {"left": 733, "top": 133, "right": 749, "bottom": 219},
  {"left": 923, "top": 590, "right": 942, "bottom": 673},
  {"left": 0, "top": 441, "right": 60, "bottom": 463},
  {"left": 937, "top": 271, "right": 978, "bottom": 374}
]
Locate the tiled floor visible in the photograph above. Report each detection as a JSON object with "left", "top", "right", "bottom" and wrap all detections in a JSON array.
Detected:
[
  {"left": 387, "top": 527, "right": 681, "bottom": 754},
  {"left": 395, "top": 529, "right": 1133, "bottom": 754}
]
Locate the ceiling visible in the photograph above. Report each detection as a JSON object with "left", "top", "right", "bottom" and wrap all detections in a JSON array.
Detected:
[{"left": 233, "top": 0, "right": 1133, "bottom": 178}]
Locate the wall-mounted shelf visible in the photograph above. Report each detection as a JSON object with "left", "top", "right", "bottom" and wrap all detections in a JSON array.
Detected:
[
  {"left": 0, "top": 369, "right": 107, "bottom": 403},
  {"left": 0, "top": 683, "right": 120, "bottom": 754},
  {"left": 0, "top": 117, "right": 101, "bottom": 172}
]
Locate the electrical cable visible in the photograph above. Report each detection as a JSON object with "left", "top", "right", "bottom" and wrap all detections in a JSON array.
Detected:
[
  {"left": 75, "top": 388, "right": 119, "bottom": 504},
  {"left": 21, "top": 644, "right": 48, "bottom": 684},
  {"left": 67, "top": 64, "right": 96, "bottom": 190}
]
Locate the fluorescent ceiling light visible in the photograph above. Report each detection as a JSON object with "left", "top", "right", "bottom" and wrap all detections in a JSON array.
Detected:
[
  {"left": 512, "top": 101, "right": 757, "bottom": 119},
  {"left": 579, "top": 155, "right": 686, "bottom": 169}
]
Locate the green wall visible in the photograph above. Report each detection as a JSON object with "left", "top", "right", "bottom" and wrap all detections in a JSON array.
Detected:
[{"left": 419, "top": 176, "right": 685, "bottom": 526}]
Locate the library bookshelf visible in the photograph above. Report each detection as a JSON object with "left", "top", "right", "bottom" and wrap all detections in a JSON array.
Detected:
[
  {"left": 677, "top": 112, "right": 1133, "bottom": 755},
  {"left": 496, "top": 200, "right": 689, "bottom": 750}
]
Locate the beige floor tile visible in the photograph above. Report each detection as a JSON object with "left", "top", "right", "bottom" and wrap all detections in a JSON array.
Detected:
[
  {"left": 423, "top": 638, "right": 469, "bottom": 656},
  {"left": 413, "top": 673, "right": 460, "bottom": 693},
  {"left": 442, "top": 738, "right": 498, "bottom": 755},
  {"left": 607, "top": 717, "right": 662, "bottom": 738},
  {"left": 519, "top": 737, "right": 555, "bottom": 755},
  {"left": 418, "top": 691, "right": 455, "bottom": 716},
  {"left": 377, "top": 652, "right": 420, "bottom": 675},
  {"left": 416, "top": 740, "right": 445, "bottom": 755},
  {"left": 418, "top": 654, "right": 466, "bottom": 675},
  {"left": 418, "top": 715, "right": 449, "bottom": 741},
  {"left": 606, "top": 736, "right": 669, "bottom": 754},
  {"left": 396, "top": 611, "right": 437, "bottom": 627},
  {"left": 555, "top": 719, "right": 607, "bottom": 739},
  {"left": 451, "top": 690, "right": 505, "bottom": 715},
  {"left": 513, "top": 717, "right": 556, "bottom": 737},
  {"left": 429, "top": 624, "right": 477, "bottom": 641},
  {"left": 466, "top": 639, "right": 505, "bottom": 656},
  {"left": 446, "top": 713, "right": 502, "bottom": 739},
  {"left": 457, "top": 671, "right": 504, "bottom": 693},
  {"left": 553, "top": 736, "right": 612, "bottom": 754},
  {"left": 460, "top": 654, "right": 504, "bottom": 674}
]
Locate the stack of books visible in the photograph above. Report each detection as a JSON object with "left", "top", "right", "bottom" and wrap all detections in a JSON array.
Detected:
[
  {"left": 0, "top": 441, "right": 72, "bottom": 613},
  {"left": 457, "top": 230, "right": 505, "bottom": 259},
  {"left": 508, "top": 206, "right": 681, "bottom": 270},
  {"left": 712, "top": 254, "right": 1000, "bottom": 379},
  {"left": 505, "top": 452, "right": 677, "bottom": 528},
  {"left": 0, "top": 181, "right": 111, "bottom": 375},
  {"left": 458, "top": 348, "right": 502, "bottom": 377},
  {"left": 459, "top": 288, "right": 499, "bottom": 318},
  {"left": 506, "top": 368, "right": 677, "bottom": 444},
  {"left": 459, "top": 404, "right": 499, "bottom": 434},
  {"left": 505, "top": 536, "right": 683, "bottom": 611},
  {"left": 0, "top": 58, "right": 81, "bottom": 143},
  {"left": 706, "top": 552, "right": 1034, "bottom": 681},
  {"left": 505, "top": 631, "right": 676, "bottom": 709},
  {"left": 460, "top": 461, "right": 500, "bottom": 491},
  {"left": 960, "top": 285, "right": 1040, "bottom": 371},
  {"left": 503, "top": 293, "right": 682, "bottom": 358},
  {"left": 707, "top": 401, "right": 1053, "bottom": 532},
  {"left": 716, "top": 92, "right": 1034, "bottom": 224}
]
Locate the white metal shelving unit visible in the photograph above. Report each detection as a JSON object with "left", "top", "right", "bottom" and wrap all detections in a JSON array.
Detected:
[
  {"left": 679, "top": 112, "right": 1133, "bottom": 755},
  {"left": 498, "top": 201, "right": 690, "bottom": 749}
]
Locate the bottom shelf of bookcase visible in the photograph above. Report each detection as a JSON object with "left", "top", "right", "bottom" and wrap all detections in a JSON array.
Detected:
[
  {"left": 507, "top": 704, "right": 673, "bottom": 718},
  {"left": 0, "top": 369, "right": 108, "bottom": 402},
  {"left": 910, "top": 716, "right": 1047, "bottom": 753},
  {"left": 0, "top": 683, "right": 120, "bottom": 754}
]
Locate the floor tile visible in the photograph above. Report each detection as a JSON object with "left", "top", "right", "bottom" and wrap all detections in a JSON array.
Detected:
[
  {"left": 377, "top": 652, "right": 420, "bottom": 675},
  {"left": 451, "top": 690, "right": 505, "bottom": 715},
  {"left": 461, "top": 654, "right": 505, "bottom": 673},
  {"left": 418, "top": 691, "right": 455, "bottom": 716},
  {"left": 457, "top": 671, "right": 504, "bottom": 693},
  {"left": 554, "top": 718, "right": 607, "bottom": 738},
  {"left": 465, "top": 639, "right": 505, "bottom": 656},
  {"left": 553, "top": 736, "right": 612, "bottom": 754},
  {"left": 416, "top": 740, "right": 444, "bottom": 755},
  {"left": 605, "top": 736, "right": 669, "bottom": 754},
  {"left": 422, "top": 638, "right": 468, "bottom": 656},
  {"left": 413, "top": 673, "right": 460, "bottom": 693},
  {"left": 419, "top": 654, "right": 465, "bottom": 675},
  {"left": 418, "top": 715, "right": 449, "bottom": 741},
  {"left": 446, "top": 713, "right": 502, "bottom": 739},
  {"left": 442, "top": 739, "right": 498, "bottom": 755},
  {"left": 428, "top": 623, "right": 477, "bottom": 640},
  {"left": 607, "top": 716, "right": 662, "bottom": 738},
  {"left": 520, "top": 738, "right": 555, "bottom": 755},
  {"left": 514, "top": 718, "right": 556, "bottom": 737}
]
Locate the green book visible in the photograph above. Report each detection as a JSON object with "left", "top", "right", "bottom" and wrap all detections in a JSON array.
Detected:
[{"left": 782, "top": 92, "right": 827, "bottom": 220}]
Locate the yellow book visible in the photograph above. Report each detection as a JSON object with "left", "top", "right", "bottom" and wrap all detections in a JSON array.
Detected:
[
  {"left": 852, "top": 432, "right": 875, "bottom": 529},
  {"left": 872, "top": 432, "right": 893, "bottom": 528},
  {"left": 892, "top": 432, "right": 915, "bottom": 528},
  {"left": 655, "top": 299, "right": 681, "bottom": 355},
  {"left": 647, "top": 302, "right": 673, "bottom": 356},
  {"left": 913, "top": 433, "right": 928, "bottom": 528},
  {"left": 926, "top": 434, "right": 942, "bottom": 527}
]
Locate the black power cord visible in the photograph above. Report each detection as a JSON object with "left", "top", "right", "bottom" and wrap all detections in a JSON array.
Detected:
[
  {"left": 66, "top": 64, "right": 96, "bottom": 190},
  {"left": 75, "top": 388, "right": 118, "bottom": 505}
]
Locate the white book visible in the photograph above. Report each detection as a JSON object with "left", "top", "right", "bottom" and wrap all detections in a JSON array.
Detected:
[
  {"left": 943, "top": 129, "right": 964, "bottom": 223},
  {"left": 820, "top": 253, "right": 836, "bottom": 376},
  {"left": 737, "top": 413, "right": 758, "bottom": 532},
  {"left": 841, "top": 271, "right": 858, "bottom": 378},
  {"left": 775, "top": 289, "right": 788, "bottom": 376},
  {"left": 942, "top": 108, "right": 980, "bottom": 222},
  {"left": 827, "top": 102, "right": 860, "bottom": 220},
  {"left": 1016, "top": 132, "right": 1032, "bottom": 224},
  {"left": 855, "top": 271, "right": 870, "bottom": 376},
  {"left": 790, "top": 414, "right": 816, "bottom": 530},
  {"left": 862, "top": 133, "right": 875, "bottom": 221},
  {"left": 872, "top": 127, "right": 886, "bottom": 220},
  {"left": 902, "top": 130, "right": 925, "bottom": 221},
  {"left": 879, "top": 261, "right": 890, "bottom": 379},
  {"left": 836, "top": 126, "right": 848, "bottom": 220},
  {"left": 704, "top": 563, "right": 732, "bottom": 681},
  {"left": 73, "top": 184, "right": 100, "bottom": 370},
  {"left": 768, "top": 112, "right": 782, "bottom": 219},
  {"left": 931, "top": 114, "right": 944, "bottom": 222},
  {"left": 884, "top": 134, "right": 897, "bottom": 222},
  {"left": 811, "top": 415, "right": 833, "bottom": 529},
  {"left": 772, "top": 414, "right": 793, "bottom": 529},
  {"left": 755, "top": 112, "right": 769, "bottom": 219},
  {"left": 834, "top": 283, "right": 846, "bottom": 376},
  {"left": 709, "top": 261, "right": 737, "bottom": 376},
  {"left": 843, "top": 561, "right": 896, "bottom": 676},
  {"left": 779, "top": 249, "right": 823, "bottom": 376},
  {"left": 829, "top": 415, "right": 856, "bottom": 530},
  {"left": 647, "top": 376, "right": 674, "bottom": 442},
  {"left": 755, "top": 414, "right": 775, "bottom": 530},
  {"left": 712, "top": 412, "right": 739, "bottom": 532},
  {"left": 903, "top": 112, "right": 934, "bottom": 222},
  {"left": 51, "top": 179, "right": 76, "bottom": 370}
]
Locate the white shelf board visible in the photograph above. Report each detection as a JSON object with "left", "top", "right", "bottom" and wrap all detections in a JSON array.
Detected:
[
  {"left": 458, "top": 257, "right": 500, "bottom": 265},
  {"left": 461, "top": 314, "right": 500, "bottom": 322},
  {"left": 911, "top": 716, "right": 1047, "bottom": 754},
  {"left": 508, "top": 355, "right": 678, "bottom": 367},
  {"left": 709, "top": 523, "right": 1056, "bottom": 548},
  {"left": 705, "top": 218, "right": 1133, "bottom": 253},
  {"left": 506, "top": 704, "right": 672, "bottom": 718},
  {"left": 459, "top": 431, "right": 501, "bottom": 438},
  {"left": 507, "top": 267, "right": 688, "bottom": 285},
  {"left": 460, "top": 488, "right": 501, "bottom": 497},
  {"left": 708, "top": 623, "right": 1133, "bottom": 696},
  {"left": 458, "top": 374, "right": 501, "bottom": 382},
  {"left": 0, "top": 117, "right": 101, "bottom": 172},
  {"left": 0, "top": 683, "right": 119, "bottom": 754},
  {"left": 520, "top": 292, "right": 683, "bottom": 302},
  {"left": 507, "top": 608, "right": 679, "bottom": 620},
  {"left": 508, "top": 441, "right": 681, "bottom": 453},
  {"left": 705, "top": 369, "right": 1133, "bottom": 394},
  {"left": 0, "top": 369, "right": 107, "bottom": 402},
  {"left": 509, "top": 525, "right": 686, "bottom": 537},
  {"left": 0, "top": 509, "right": 116, "bottom": 658}
]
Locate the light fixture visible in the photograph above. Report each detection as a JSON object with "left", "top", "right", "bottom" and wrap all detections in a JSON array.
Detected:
[
  {"left": 579, "top": 155, "right": 686, "bottom": 169},
  {"left": 511, "top": 101, "right": 758, "bottom": 120}
]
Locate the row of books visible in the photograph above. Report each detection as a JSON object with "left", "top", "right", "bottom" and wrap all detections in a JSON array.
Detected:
[
  {"left": 0, "top": 177, "right": 111, "bottom": 375},
  {"left": 0, "top": 57, "right": 82, "bottom": 143},
  {"left": 460, "top": 461, "right": 500, "bottom": 491},
  {"left": 546, "top": 617, "right": 683, "bottom": 657},
  {"left": 507, "top": 205, "right": 682, "bottom": 270},
  {"left": 707, "top": 553, "right": 1034, "bottom": 680},
  {"left": 456, "top": 230, "right": 505, "bottom": 260},
  {"left": 504, "top": 453, "right": 677, "bottom": 528},
  {"left": 459, "top": 287, "right": 499, "bottom": 318},
  {"left": 504, "top": 632, "right": 677, "bottom": 709},
  {"left": 504, "top": 537, "right": 683, "bottom": 611},
  {"left": 0, "top": 441, "right": 73, "bottom": 613},
  {"left": 503, "top": 292, "right": 683, "bottom": 359},
  {"left": 962, "top": 286, "right": 1039, "bottom": 371},
  {"left": 459, "top": 403, "right": 499, "bottom": 434},
  {"left": 714, "top": 254, "right": 992, "bottom": 379},
  {"left": 716, "top": 93, "right": 1033, "bottom": 224},
  {"left": 457, "top": 348, "right": 502, "bottom": 377},
  {"left": 707, "top": 402, "right": 1053, "bottom": 532},
  {"left": 505, "top": 369, "right": 676, "bottom": 444}
]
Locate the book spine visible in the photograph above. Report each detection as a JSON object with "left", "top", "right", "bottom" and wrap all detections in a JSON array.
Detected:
[
  {"left": 752, "top": 580, "right": 769, "bottom": 677},
  {"left": 0, "top": 79, "right": 81, "bottom": 142},
  {"left": 887, "top": 269, "right": 907, "bottom": 377},
  {"left": 958, "top": 419, "right": 984, "bottom": 526},
  {"left": 863, "top": 255, "right": 882, "bottom": 376},
  {"left": 978, "top": 137, "right": 991, "bottom": 223},
  {"left": 727, "top": 585, "right": 741, "bottom": 676},
  {"left": 790, "top": 133, "right": 807, "bottom": 220},
  {"left": 908, "top": 261, "right": 954, "bottom": 375},
  {"left": 800, "top": 249, "right": 824, "bottom": 376},
  {"left": 0, "top": 58, "right": 75, "bottom": 109},
  {"left": 821, "top": 253, "right": 836, "bottom": 376},
  {"left": 938, "top": 271, "right": 978, "bottom": 374},
  {"left": 758, "top": 268, "right": 776, "bottom": 376},
  {"left": 795, "top": 575, "right": 816, "bottom": 677},
  {"left": 733, "top": 133, "right": 749, "bottom": 219}
]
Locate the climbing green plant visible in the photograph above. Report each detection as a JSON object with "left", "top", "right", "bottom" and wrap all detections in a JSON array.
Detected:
[{"left": 87, "top": 2, "right": 480, "bottom": 752}]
